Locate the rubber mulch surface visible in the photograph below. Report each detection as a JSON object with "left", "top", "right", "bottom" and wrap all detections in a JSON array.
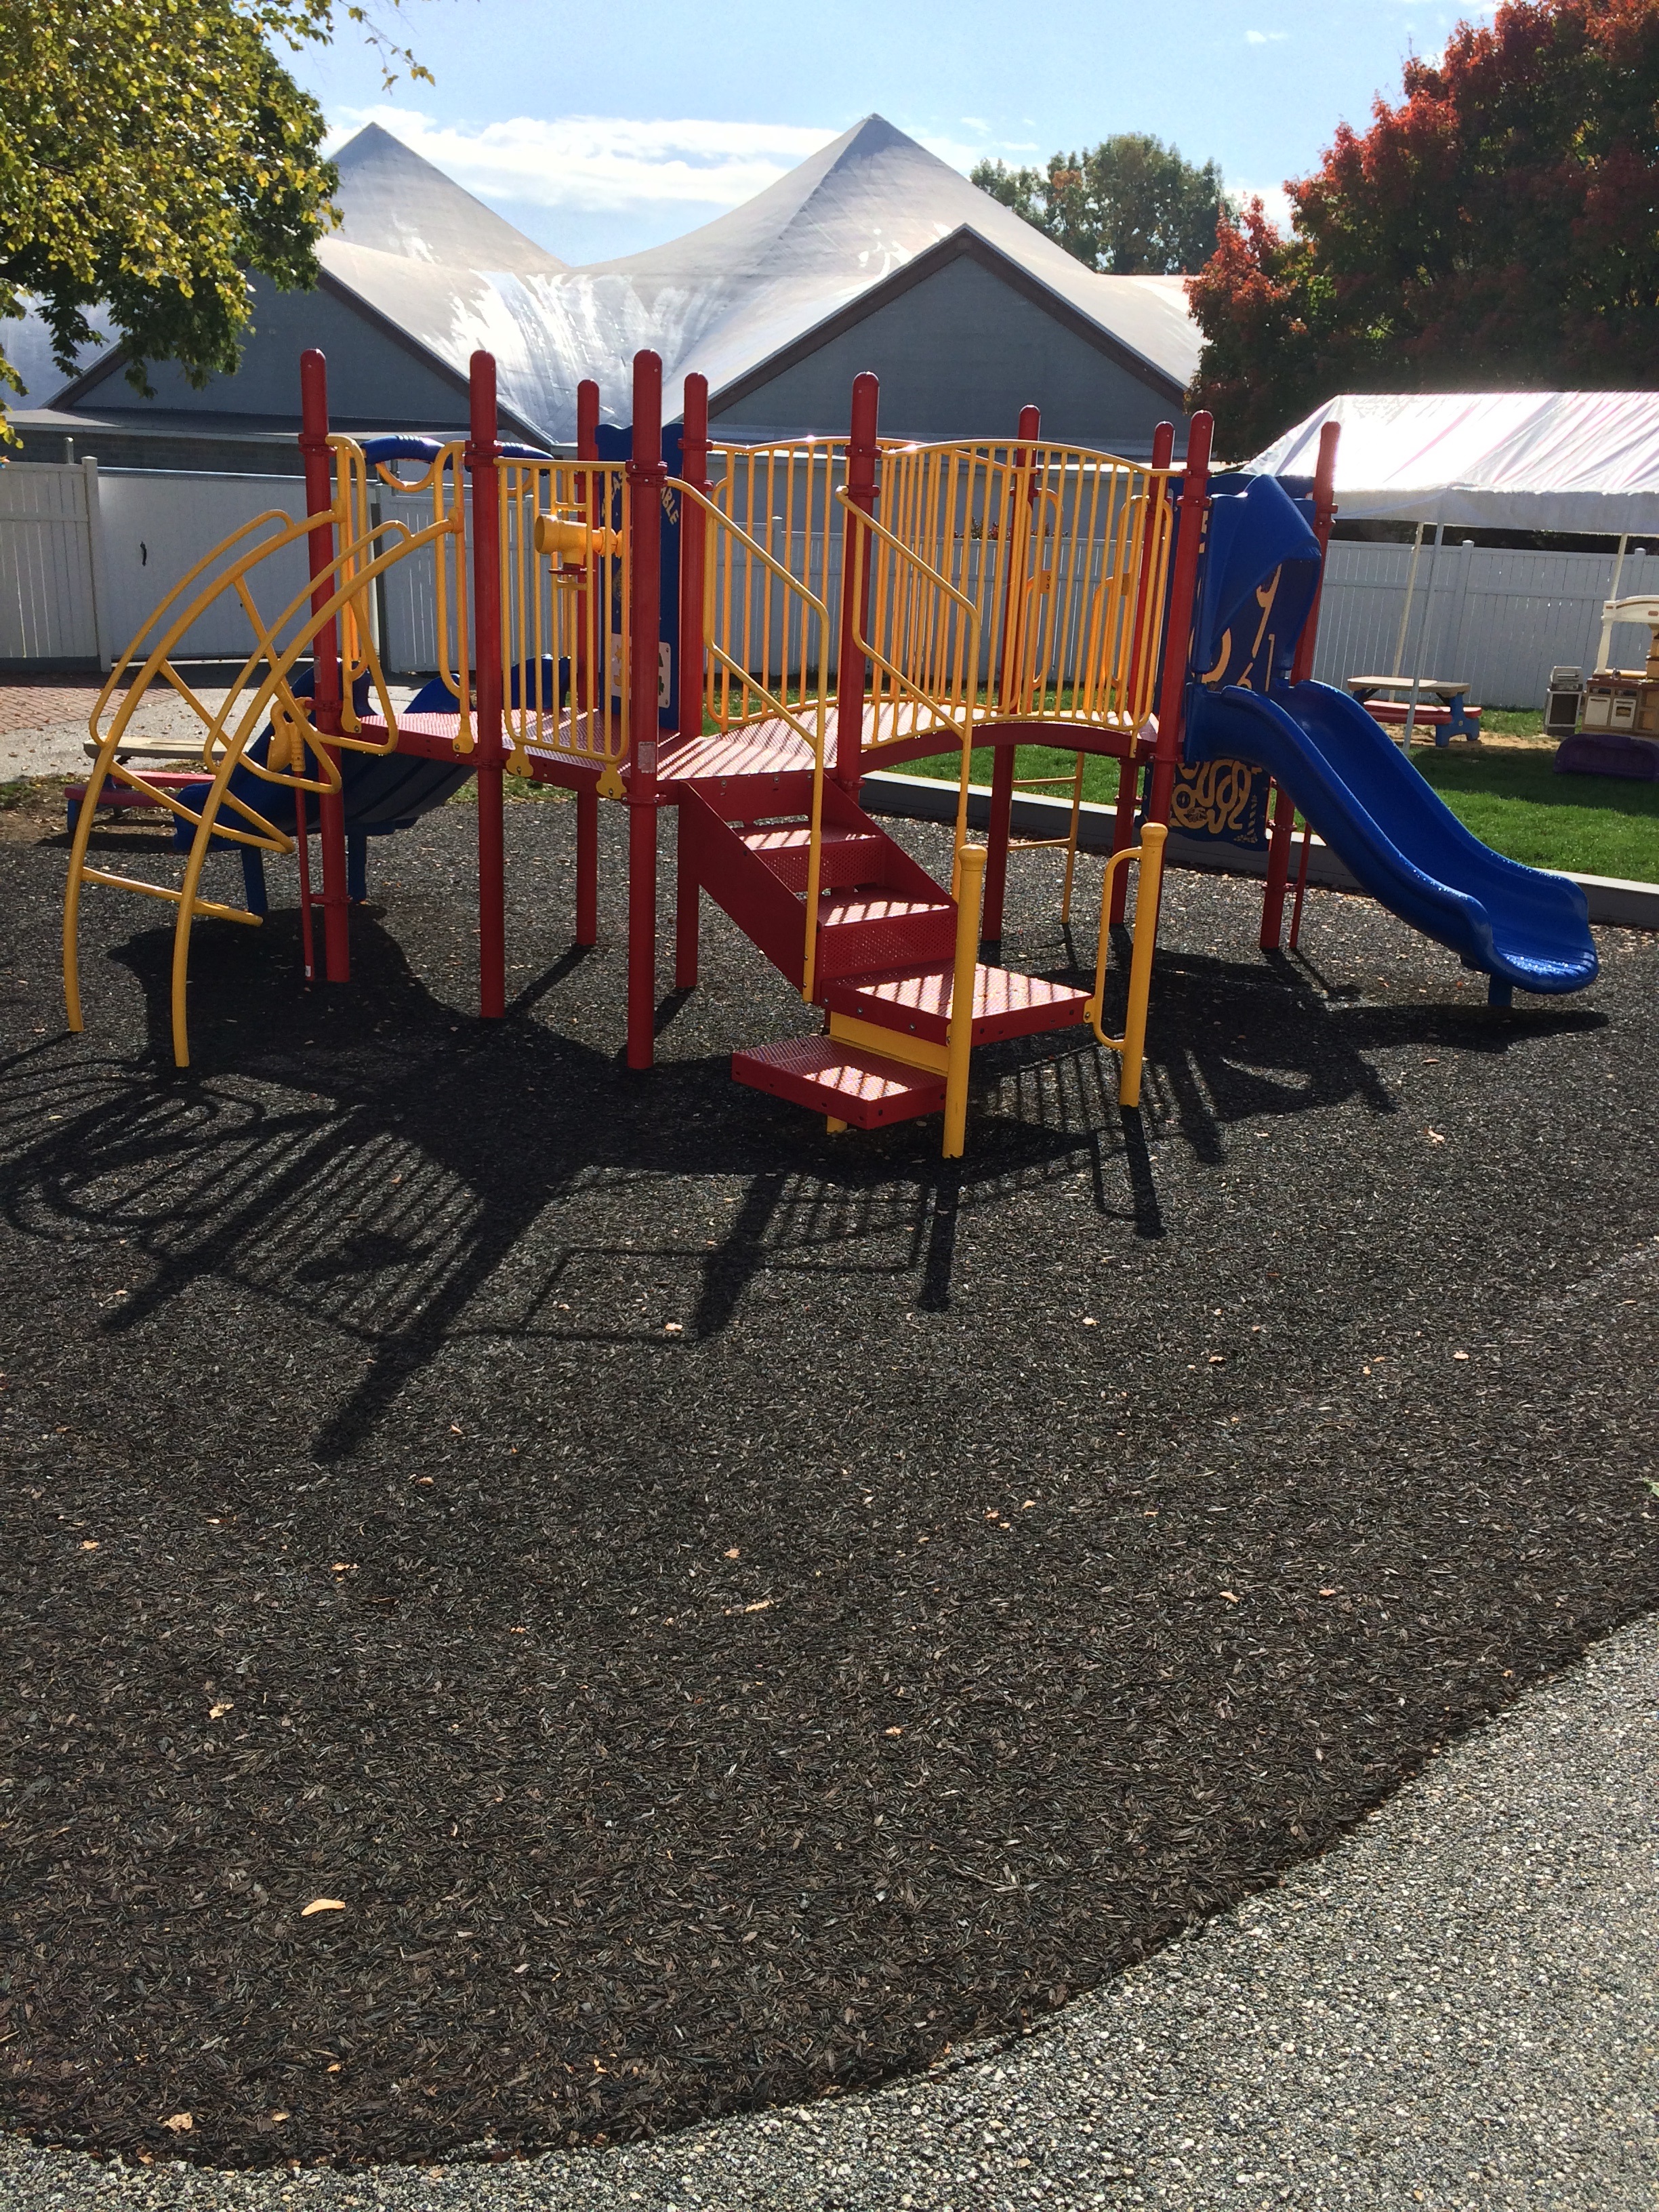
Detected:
[{"left": 2, "top": 795, "right": 1656, "bottom": 2170}]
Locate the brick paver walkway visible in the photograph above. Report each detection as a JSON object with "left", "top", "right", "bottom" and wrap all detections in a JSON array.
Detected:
[{"left": 0, "top": 678, "right": 126, "bottom": 740}]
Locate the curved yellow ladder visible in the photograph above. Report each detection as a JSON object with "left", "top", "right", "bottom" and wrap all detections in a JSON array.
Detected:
[{"left": 64, "top": 499, "right": 464, "bottom": 1067}]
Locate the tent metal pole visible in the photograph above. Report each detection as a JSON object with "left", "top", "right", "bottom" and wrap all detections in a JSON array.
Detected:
[
  {"left": 1391, "top": 521, "right": 1425, "bottom": 678},
  {"left": 1406, "top": 522, "right": 1446, "bottom": 743}
]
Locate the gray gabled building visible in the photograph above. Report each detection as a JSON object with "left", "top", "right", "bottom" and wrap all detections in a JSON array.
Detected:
[{"left": 9, "top": 115, "right": 1201, "bottom": 468}]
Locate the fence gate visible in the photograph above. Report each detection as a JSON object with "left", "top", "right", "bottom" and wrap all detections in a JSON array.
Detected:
[{"left": 0, "top": 460, "right": 104, "bottom": 661}]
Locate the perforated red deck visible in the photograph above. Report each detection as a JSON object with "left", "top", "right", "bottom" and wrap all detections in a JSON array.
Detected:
[
  {"left": 825, "top": 962, "right": 1091, "bottom": 1046},
  {"left": 659, "top": 720, "right": 817, "bottom": 781},
  {"left": 355, "top": 712, "right": 468, "bottom": 762},
  {"left": 731, "top": 1038, "right": 946, "bottom": 1129},
  {"left": 518, "top": 709, "right": 615, "bottom": 768}
]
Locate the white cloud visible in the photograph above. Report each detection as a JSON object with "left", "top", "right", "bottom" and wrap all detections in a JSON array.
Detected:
[
  {"left": 1246, "top": 27, "right": 1289, "bottom": 42},
  {"left": 325, "top": 108, "right": 842, "bottom": 213},
  {"left": 1231, "top": 180, "right": 1296, "bottom": 229},
  {"left": 914, "top": 129, "right": 1009, "bottom": 173}
]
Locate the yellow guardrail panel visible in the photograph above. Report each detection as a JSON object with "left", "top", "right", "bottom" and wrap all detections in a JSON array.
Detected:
[
  {"left": 499, "top": 455, "right": 630, "bottom": 788},
  {"left": 352, "top": 436, "right": 472, "bottom": 747},
  {"left": 872, "top": 438, "right": 1176, "bottom": 735}
]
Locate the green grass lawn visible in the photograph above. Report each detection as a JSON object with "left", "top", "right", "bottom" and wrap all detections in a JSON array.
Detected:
[
  {"left": 1412, "top": 742, "right": 1659, "bottom": 879},
  {"left": 894, "top": 720, "right": 1659, "bottom": 883}
]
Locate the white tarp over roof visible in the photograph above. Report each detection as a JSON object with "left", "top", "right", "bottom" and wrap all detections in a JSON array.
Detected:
[
  {"left": 20, "top": 115, "right": 1203, "bottom": 445},
  {"left": 316, "top": 117, "right": 1203, "bottom": 443},
  {"left": 329, "top": 125, "right": 568, "bottom": 276},
  {"left": 1250, "top": 392, "right": 1659, "bottom": 535},
  {"left": 3, "top": 299, "right": 117, "bottom": 405}
]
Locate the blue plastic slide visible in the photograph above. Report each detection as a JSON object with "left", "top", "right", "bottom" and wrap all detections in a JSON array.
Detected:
[{"left": 1186, "top": 678, "right": 1599, "bottom": 1000}]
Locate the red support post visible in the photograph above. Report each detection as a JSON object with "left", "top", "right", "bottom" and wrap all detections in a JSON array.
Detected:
[
  {"left": 1112, "top": 418, "right": 1175, "bottom": 925},
  {"left": 1292, "top": 418, "right": 1342, "bottom": 687},
  {"left": 981, "top": 401, "right": 1040, "bottom": 946},
  {"left": 676, "top": 374, "right": 710, "bottom": 988},
  {"left": 1259, "top": 783, "right": 1296, "bottom": 951},
  {"left": 1145, "top": 411, "right": 1213, "bottom": 832},
  {"left": 626, "top": 350, "right": 665, "bottom": 1070},
  {"left": 577, "top": 380, "right": 600, "bottom": 455},
  {"left": 467, "top": 351, "right": 507, "bottom": 1017},
  {"left": 835, "top": 372, "right": 879, "bottom": 792},
  {"left": 678, "top": 374, "right": 709, "bottom": 745},
  {"left": 575, "top": 379, "right": 600, "bottom": 947},
  {"left": 298, "top": 350, "right": 350, "bottom": 983},
  {"left": 675, "top": 816, "right": 700, "bottom": 990},
  {"left": 1262, "top": 417, "right": 1340, "bottom": 950}
]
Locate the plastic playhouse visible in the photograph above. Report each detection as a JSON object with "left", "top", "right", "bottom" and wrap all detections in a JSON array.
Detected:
[{"left": 63, "top": 347, "right": 1600, "bottom": 1155}]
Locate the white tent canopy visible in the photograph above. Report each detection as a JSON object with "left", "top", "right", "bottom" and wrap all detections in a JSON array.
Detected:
[{"left": 1248, "top": 392, "right": 1659, "bottom": 536}]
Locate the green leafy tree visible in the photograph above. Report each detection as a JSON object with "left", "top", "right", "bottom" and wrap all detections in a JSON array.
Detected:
[
  {"left": 971, "top": 134, "right": 1231, "bottom": 274},
  {"left": 1189, "top": 0, "right": 1659, "bottom": 456},
  {"left": 0, "top": 0, "right": 428, "bottom": 424}
]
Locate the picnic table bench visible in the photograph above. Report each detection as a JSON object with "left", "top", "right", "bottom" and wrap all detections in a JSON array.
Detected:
[
  {"left": 1346, "top": 676, "right": 1481, "bottom": 744},
  {"left": 66, "top": 735, "right": 216, "bottom": 832}
]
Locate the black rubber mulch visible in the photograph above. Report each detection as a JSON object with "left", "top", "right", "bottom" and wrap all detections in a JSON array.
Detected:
[{"left": 1, "top": 798, "right": 1656, "bottom": 2169}]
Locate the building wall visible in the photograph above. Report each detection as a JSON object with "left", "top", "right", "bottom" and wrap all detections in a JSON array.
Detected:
[
  {"left": 12, "top": 420, "right": 308, "bottom": 473},
  {"left": 67, "top": 275, "right": 471, "bottom": 428},
  {"left": 712, "top": 256, "right": 1185, "bottom": 455}
]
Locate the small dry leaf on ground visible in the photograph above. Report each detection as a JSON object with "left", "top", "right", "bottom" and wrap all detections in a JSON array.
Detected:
[{"left": 300, "top": 1898, "right": 347, "bottom": 1917}]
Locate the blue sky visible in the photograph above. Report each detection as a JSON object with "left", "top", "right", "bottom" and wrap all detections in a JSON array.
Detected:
[{"left": 301, "top": 0, "right": 1492, "bottom": 264}]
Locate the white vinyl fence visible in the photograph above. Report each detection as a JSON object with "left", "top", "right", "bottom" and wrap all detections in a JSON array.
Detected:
[
  {"left": 96, "top": 470, "right": 310, "bottom": 663},
  {"left": 7, "top": 459, "right": 1658, "bottom": 710},
  {"left": 1, "top": 460, "right": 313, "bottom": 669},
  {"left": 0, "top": 462, "right": 107, "bottom": 660},
  {"left": 1312, "top": 536, "right": 1659, "bottom": 708}
]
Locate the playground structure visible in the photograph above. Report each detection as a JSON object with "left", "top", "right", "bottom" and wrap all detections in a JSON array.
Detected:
[{"left": 63, "top": 345, "right": 1600, "bottom": 1155}]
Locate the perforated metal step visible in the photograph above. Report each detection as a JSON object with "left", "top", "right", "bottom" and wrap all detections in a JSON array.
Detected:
[
  {"left": 825, "top": 962, "right": 1091, "bottom": 1047},
  {"left": 731, "top": 1038, "right": 947, "bottom": 1129}
]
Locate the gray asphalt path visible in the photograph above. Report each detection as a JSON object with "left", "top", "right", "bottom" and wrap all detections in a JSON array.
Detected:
[{"left": 5, "top": 1610, "right": 1655, "bottom": 2212}]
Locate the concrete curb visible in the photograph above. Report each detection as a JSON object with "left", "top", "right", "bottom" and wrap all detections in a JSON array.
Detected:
[{"left": 859, "top": 769, "right": 1659, "bottom": 931}]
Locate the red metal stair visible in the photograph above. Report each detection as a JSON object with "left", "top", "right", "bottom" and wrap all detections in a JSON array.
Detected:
[
  {"left": 682, "top": 779, "right": 1094, "bottom": 1139},
  {"left": 682, "top": 783, "right": 959, "bottom": 994},
  {"left": 729, "top": 1036, "right": 947, "bottom": 1129},
  {"left": 823, "top": 962, "right": 1091, "bottom": 1048}
]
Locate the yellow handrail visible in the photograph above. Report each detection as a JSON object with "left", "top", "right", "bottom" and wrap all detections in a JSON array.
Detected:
[
  {"left": 1084, "top": 821, "right": 1167, "bottom": 1109},
  {"left": 836, "top": 487, "right": 982, "bottom": 857},
  {"left": 677, "top": 476, "right": 831, "bottom": 998},
  {"left": 942, "top": 842, "right": 985, "bottom": 1159}
]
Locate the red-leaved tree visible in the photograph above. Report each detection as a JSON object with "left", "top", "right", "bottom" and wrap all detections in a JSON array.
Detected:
[{"left": 1188, "top": 0, "right": 1659, "bottom": 455}]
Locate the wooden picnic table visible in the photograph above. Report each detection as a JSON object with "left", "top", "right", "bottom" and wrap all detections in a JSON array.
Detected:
[
  {"left": 1347, "top": 676, "right": 1471, "bottom": 701},
  {"left": 1346, "top": 675, "right": 1481, "bottom": 743}
]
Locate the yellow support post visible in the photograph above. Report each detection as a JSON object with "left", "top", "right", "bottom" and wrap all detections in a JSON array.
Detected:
[
  {"left": 1115, "top": 821, "right": 1165, "bottom": 1108},
  {"left": 943, "top": 842, "right": 985, "bottom": 1159},
  {"left": 1084, "top": 819, "right": 1167, "bottom": 1109}
]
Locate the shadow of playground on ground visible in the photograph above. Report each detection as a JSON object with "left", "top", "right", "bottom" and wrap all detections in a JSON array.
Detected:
[{"left": 0, "top": 895, "right": 1647, "bottom": 2173}]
